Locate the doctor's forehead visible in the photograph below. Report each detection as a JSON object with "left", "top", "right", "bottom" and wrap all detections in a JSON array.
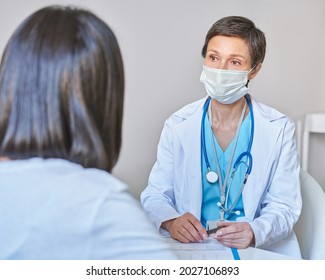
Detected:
[{"left": 206, "top": 36, "right": 251, "bottom": 59}]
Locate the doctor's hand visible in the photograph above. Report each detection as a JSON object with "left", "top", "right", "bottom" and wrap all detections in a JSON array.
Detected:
[
  {"left": 211, "top": 221, "right": 255, "bottom": 249},
  {"left": 161, "top": 212, "right": 208, "bottom": 243}
]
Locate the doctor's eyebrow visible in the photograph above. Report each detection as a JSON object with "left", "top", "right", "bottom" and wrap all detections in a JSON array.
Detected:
[{"left": 206, "top": 49, "right": 247, "bottom": 60}]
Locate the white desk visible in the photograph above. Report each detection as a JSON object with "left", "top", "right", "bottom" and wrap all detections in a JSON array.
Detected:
[
  {"left": 163, "top": 237, "right": 292, "bottom": 260},
  {"left": 238, "top": 247, "right": 292, "bottom": 260}
]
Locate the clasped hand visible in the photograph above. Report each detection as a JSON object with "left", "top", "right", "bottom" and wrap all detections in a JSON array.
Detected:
[{"left": 161, "top": 212, "right": 254, "bottom": 249}]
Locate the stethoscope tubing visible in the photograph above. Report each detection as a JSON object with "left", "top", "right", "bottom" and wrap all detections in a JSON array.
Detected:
[
  {"left": 201, "top": 95, "right": 254, "bottom": 177},
  {"left": 201, "top": 98, "right": 212, "bottom": 171},
  {"left": 201, "top": 95, "right": 254, "bottom": 216}
]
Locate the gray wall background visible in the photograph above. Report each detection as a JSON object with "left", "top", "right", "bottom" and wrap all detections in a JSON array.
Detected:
[{"left": 1, "top": 0, "right": 324, "bottom": 198}]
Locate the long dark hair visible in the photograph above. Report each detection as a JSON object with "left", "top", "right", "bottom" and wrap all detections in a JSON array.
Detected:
[{"left": 0, "top": 6, "right": 124, "bottom": 172}]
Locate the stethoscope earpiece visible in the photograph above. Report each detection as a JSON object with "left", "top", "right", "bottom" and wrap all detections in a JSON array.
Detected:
[{"left": 218, "top": 202, "right": 241, "bottom": 216}]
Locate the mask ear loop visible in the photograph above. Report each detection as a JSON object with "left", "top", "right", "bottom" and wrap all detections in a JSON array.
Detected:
[{"left": 246, "top": 64, "right": 259, "bottom": 87}]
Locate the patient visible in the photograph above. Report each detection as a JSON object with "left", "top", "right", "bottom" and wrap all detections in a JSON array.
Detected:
[{"left": 0, "top": 5, "right": 175, "bottom": 259}]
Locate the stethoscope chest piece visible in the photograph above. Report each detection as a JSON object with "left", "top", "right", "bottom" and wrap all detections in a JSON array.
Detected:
[{"left": 206, "top": 170, "right": 218, "bottom": 183}]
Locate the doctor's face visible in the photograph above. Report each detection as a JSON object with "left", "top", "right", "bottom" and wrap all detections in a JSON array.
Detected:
[
  {"left": 204, "top": 35, "right": 252, "bottom": 71},
  {"left": 204, "top": 35, "right": 261, "bottom": 80}
]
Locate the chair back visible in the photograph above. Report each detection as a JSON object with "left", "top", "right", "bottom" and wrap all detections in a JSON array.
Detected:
[
  {"left": 294, "top": 169, "right": 325, "bottom": 259},
  {"left": 300, "top": 113, "right": 325, "bottom": 171}
]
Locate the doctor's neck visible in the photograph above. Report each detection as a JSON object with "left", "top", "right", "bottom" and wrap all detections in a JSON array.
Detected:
[{"left": 211, "top": 97, "right": 247, "bottom": 125}]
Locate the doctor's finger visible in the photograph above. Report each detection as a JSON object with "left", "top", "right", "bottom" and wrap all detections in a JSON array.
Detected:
[
  {"left": 179, "top": 217, "right": 204, "bottom": 242},
  {"left": 216, "top": 222, "right": 249, "bottom": 236},
  {"left": 181, "top": 213, "right": 207, "bottom": 242},
  {"left": 183, "top": 213, "right": 208, "bottom": 241},
  {"left": 216, "top": 231, "right": 243, "bottom": 240},
  {"left": 176, "top": 224, "right": 199, "bottom": 243},
  {"left": 168, "top": 222, "right": 192, "bottom": 243},
  {"left": 216, "top": 228, "right": 252, "bottom": 244},
  {"left": 217, "top": 233, "right": 252, "bottom": 248},
  {"left": 172, "top": 215, "right": 201, "bottom": 242},
  {"left": 217, "top": 238, "right": 249, "bottom": 249}
]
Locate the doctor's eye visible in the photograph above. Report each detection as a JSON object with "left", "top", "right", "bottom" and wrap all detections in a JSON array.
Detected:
[
  {"left": 229, "top": 59, "right": 242, "bottom": 66},
  {"left": 208, "top": 54, "right": 219, "bottom": 62}
]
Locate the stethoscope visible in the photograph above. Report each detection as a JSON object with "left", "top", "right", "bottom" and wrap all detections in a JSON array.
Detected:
[{"left": 201, "top": 95, "right": 254, "bottom": 220}]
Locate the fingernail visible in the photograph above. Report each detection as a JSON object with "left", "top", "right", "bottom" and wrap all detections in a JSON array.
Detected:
[
  {"left": 202, "top": 234, "right": 208, "bottom": 240},
  {"left": 217, "top": 230, "right": 222, "bottom": 235}
]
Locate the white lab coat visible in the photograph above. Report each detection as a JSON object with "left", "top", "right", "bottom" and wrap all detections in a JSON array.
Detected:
[{"left": 141, "top": 95, "right": 302, "bottom": 258}]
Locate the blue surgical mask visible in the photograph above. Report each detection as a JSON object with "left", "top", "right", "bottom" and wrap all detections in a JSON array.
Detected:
[{"left": 200, "top": 65, "right": 252, "bottom": 104}]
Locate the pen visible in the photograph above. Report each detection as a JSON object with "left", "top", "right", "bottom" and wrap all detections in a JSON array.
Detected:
[{"left": 206, "top": 226, "right": 223, "bottom": 236}]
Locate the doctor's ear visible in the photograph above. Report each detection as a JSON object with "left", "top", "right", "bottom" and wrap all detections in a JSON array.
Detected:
[{"left": 248, "top": 63, "right": 262, "bottom": 80}]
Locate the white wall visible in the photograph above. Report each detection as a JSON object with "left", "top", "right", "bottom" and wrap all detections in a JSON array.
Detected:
[{"left": 1, "top": 0, "right": 324, "bottom": 197}]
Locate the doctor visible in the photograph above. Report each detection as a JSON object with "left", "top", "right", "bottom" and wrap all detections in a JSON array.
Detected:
[{"left": 141, "top": 16, "right": 302, "bottom": 258}]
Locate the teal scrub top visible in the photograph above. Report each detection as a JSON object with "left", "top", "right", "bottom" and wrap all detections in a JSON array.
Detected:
[{"left": 201, "top": 110, "right": 251, "bottom": 228}]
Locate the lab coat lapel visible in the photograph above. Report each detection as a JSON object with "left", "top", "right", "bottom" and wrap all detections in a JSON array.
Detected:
[
  {"left": 242, "top": 98, "right": 283, "bottom": 220},
  {"left": 174, "top": 99, "right": 205, "bottom": 220}
]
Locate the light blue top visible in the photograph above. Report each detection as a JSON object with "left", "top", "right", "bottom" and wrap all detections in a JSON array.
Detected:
[
  {"left": 0, "top": 158, "right": 176, "bottom": 260},
  {"left": 201, "top": 112, "right": 251, "bottom": 228}
]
